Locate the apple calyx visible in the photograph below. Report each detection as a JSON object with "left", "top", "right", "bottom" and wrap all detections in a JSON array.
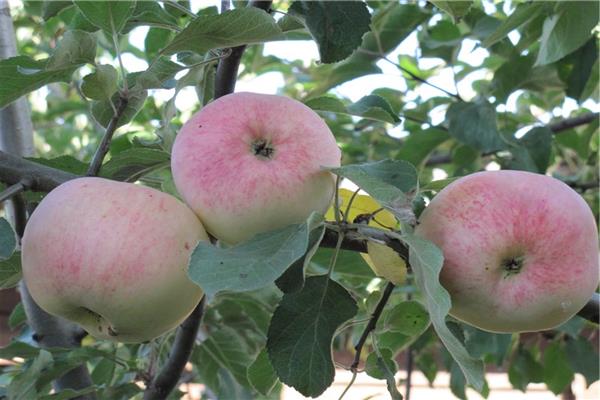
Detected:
[
  {"left": 251, "top": 138, "right": 275, "bottom": 159},
  {"left": 501, "top": 255, "right": 525, "bottom": 277}
]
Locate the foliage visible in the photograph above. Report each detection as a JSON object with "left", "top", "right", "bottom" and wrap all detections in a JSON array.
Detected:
[{"left": 0, "top": 0, "right": 598, "bottom": 399}]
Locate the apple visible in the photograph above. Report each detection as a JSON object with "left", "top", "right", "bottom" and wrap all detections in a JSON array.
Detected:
[
  {"left": 415, "top": 170, "right": 599, "bottom": 333},
  {"left": 21, "top": 177, "right": 208, "bottom": 343},
  {"left": 171, "top": 92, "right": 341, "bottom": 244}
]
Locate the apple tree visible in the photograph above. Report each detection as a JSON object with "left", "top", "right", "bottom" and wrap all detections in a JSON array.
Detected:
[{"left": 0, "top": 1, "right": 598, "bottom": 399}]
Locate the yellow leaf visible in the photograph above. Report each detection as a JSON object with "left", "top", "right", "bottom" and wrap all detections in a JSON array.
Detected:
[
  {"left": 361, "top": 242, "right": 407, "bottom": 285},
  {"left": 326, "top": 188, "right": 396, "bottom": 229}
]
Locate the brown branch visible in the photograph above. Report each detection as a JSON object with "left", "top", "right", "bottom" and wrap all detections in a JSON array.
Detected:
[
  {"left": 549, "top": 113, "right": 598, "bottom": 133},
  {"left": 350, "top": 282, "right": 395, "bottom": 372},
  {"left": 143, "top": 298, "right": 205, "bottom": 400},
  {"left": 86, "top": 95, "right": 129, "bottom": 176},
  {"left": 0, "top": 179, "right": 28, "bottom": 203},
  {"left": 213, "top": 1, "right": 272, "bottom": 99}
]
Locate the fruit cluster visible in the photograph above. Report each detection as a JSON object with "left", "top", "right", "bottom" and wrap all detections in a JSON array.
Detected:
[{"left": 21, "top": 92, "right": 599, "bottom": 343}]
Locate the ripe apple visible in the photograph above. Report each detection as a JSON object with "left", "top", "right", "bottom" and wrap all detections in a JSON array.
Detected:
[
  {"left": 21, "top": 177, "right": 208, "bottom": 343},
  {"left": 171, "top": 92, "right": 341, "bottom": 244},
  {"left": 415, "top": 170, "right": 599, "bottom": 333}
]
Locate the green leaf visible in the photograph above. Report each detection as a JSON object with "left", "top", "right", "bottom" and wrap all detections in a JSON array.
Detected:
[
  {"left": 91, "top": 89, "right": 148, "bottom": 129},
  {"left": 74, "top": 1, "right": 136, "bottom": 35},
  {"left": 542, "top": 341, "right": 574, "bottom": 394},
  {"left": 403, "top": 232, "right": 485, "bottom": 392},
  {"left": 28, "top": 155, "right": 88, "bottom": 175},
  {"left": 133, "top": 57, "right": 185, "bottom": 90},
  {"left": 0, "top": 341, "right": 41, "bottom": 359},
  {"left": 100, "top": 148, "right": 170, "bottom": 182},
  {"left": 38, "top": 387, "right": 98, "bottom": 400},
  {"left": 0, "top": 218, "right": 16, "bottom": 260},
  {"left": 0, "top": 58, "right": 72, "bottom": 109},
  {"left": 0, "top": 29, "right": 96, "bottom": 108},
  {"left": 446, "top": 101, "right": 504, "bottom": 153},
  {"left": 419, "top": 20, "right": 462, "bottom": 63},
  {"left": 396, "top": 128, "right": 450, "bottom": 166},
  {"left": 306, "top": 94, "right": 400, "bottom": 124},
  {"left": 354, "top": 3, "right": 431, "bottom": 64},
  {"left": 535, "top": 2, "right": 599, "bottom": 66},
  {"left": 462, "top": 325, "right": 512, "bottom": 365},
  {"left": 193, "top": 326, "right": 256, "bottom": 391},
  {"left": 90, "top": 356, "right": 116, "bottom": 386},
  {"left": 8, "top": 302, "right": 25, "bottom": 330},
  {"left": 81, "top": 64, "right": 118, "bottom": 100},
  {"left": 247, "top": 349, "right": 278, "bottom": 396},
  {"left": 565, "top": 337, "right": 599, "bottom": 387},
  {"left": 491, "top": 55, "right": 535, "bottom": 103},
  {"left": 0, "top": 252, "right": 22, "bottom": 289},
  {"left": 8, "top": 350, "right": 53, "bottom": 400},
  {"left": 46, "top": 30, "right": 96, "bottom": 70},
  {"left": 267, "top": 275, "right": 357, "bottom": 397},
  {"left": 564, "top": 39, "right": 598, "bottom": 101},
  {"left": 365, "top": 348, "right": 398, "bottom": 380},
  {"left": 275, "top": 222, "right": 325, "bottom": 294},
  {"left": 507, "top": 127, "right": 553, "bottom": 173},
  {"left": 42, "top": 1, "right": 73, "bottom": 20},
  {"left": 508, "top": 345, "right": 543, "bottom": 391},
  {"left": 384, "top": 300, "right": 430, "bottom": 337},
  {"left": 429, "top": 1, "right": 472, "bottom": 23},
  {"left": 188, "top": 215, "right": 324, "bottom": 299},
  {"left": 122, "top": 1, "right": 179, "bottom": 33},
  {"left": 421, "top": 177, "right": 460, "bottom": 192},
  {"left": 288, "top": 1, "right": 371, "bottom": 64},
  {"left": 144, "top": 28, "right": 174, "bottom": 60},
  {"left": 331, "top": 160, "right": 418, "bottom": 223},
  {"left": 449, "top": 361, "right": 467, "bottom": 400},
  {"left": 482, "top": 2, "right": 546, "bottom": 48},
  {"left": 162, "top": 8, "right": 282, "bottom": 55}
]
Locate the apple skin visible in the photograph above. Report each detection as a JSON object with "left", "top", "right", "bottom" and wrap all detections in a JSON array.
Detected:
[
  {"left": 171, "top": 92, "right": 341, "bottom": 244},
  {"left": 415, "top": 170, "right": 599, "bottom": 333},
  {"left": 21, "top": 177, "right": 208, "bottom": 343}
]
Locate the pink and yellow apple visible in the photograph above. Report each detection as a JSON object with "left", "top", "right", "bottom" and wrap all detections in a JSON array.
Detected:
[
  {"left": 21, "top": 177, "right": 208, "bottom": 343},
  {"left": 171, "top": 92, "right": 341, "bottom": 244},
  {"left": 415, "top": 170, "right": 599, "bottom": 333}
]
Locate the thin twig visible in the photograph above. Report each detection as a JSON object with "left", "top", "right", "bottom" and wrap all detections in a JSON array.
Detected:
[
  {"left": 357, "top": 48, "right": 462, "bottom": 100},
  {"left": 0, "top": 179, "right": 28, "bottom": 203},
  {"left": 143, "top": 298, "right": 206, "bottom": 400},
  {"left": 86, "top": 95, "right": 129, "bottom": 176},
  {"left": 549, "top": 113, "right": 598, "bottom": 133},
  {"left": 350, "top": 282, "right": 395, "bottom": 372}
]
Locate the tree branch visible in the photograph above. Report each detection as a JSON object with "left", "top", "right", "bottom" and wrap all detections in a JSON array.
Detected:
[
  {"left": 86, "top": 95, "right": 129, "bottom": 176},
  {"left": 549, "top": 112, "right": 598, "bottom": 133},
  {"left": 214, "top": 1, "right": 272, "bottom": 98},
  {"left": 350, "top": 282, "right": 395, "bottom": 372},
  {"left": 143, "top": 298, "right": 205, "bottom": 400}
]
